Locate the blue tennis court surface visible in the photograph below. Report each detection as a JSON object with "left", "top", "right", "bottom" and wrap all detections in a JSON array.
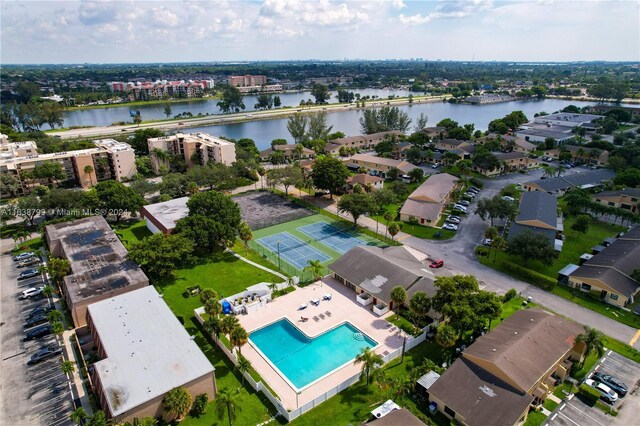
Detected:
[
  {"left": 257, "top": 232, "right": 331, "bottom": 270},
  {"left": 298, "top": 222, "right": 367, "bottom": 254}
]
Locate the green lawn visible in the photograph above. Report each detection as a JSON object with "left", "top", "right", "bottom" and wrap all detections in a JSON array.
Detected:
[
  {"left": 400, "top": 222, "right": 456, "bottom": 240},
  {"left": 523, "top": 410, "right": 547, "bottom": 426},
  {"left": 493, "top": 297, "right": 539, "bottom": 330},
  {"left": 551, "top": 286, "right": 640, "bottom": 329},
  {"left": 12, "top": 237, "right": 43, "bottom": 254},
  {"left": 553, "top": 382, "right": 576, "bottom": 399},
  {"left": 543, "top": 398, "right": 559, "bottom": 411},
  {"left": 571, "top": 350, "right": 600, "bottom": 381},
  {"left": 290, "top": 340, "right": 450, "bottom": 426},
  {"left": 113, "top": 220, "right": 153, "bottom": 249}
]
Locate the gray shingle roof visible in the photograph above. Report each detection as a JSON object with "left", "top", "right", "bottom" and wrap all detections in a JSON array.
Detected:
[
  {"left": 515, "top": 192, "right": 557, "bottom": 229},
  {"left": 525, "top": 169, "right": 615, "bottom": 193}
]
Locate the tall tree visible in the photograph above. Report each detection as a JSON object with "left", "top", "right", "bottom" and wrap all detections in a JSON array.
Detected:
[
  {"left": 311, "top": 83, "right": 330, "bottom": 104},
  {"left": 414, "top": 113, "right": 428, "bottom": 132},
  {"left": 237, "top": 222, "right": 253, "bottom": 255},
  {"left": 337, "top": 193, "right": 376, "bottom": 226},
  {"left": 216, "top": 388, "right": 239, "bottom": 426},
  {"left": 390, "top": 286, "right": 407, "bottom": 312},
  {"left": 307, "top": 112, "right": 333, "bottom": 141},
  {"left": 163, "top": 103, "right": 172, "bottom": 118},
  {"left": 287, "top": 113, "right": 308, "bottom": 144},
  {"left": 505, "top": 231, "right": 558, "bottom": 266},
  {"left": 311, "top": 156, "right": 349, "bottom": 199},
  {"left": 575, "top": 326, "right": 605, "bottom": 359},
  {"left": 217, "top": 85, "right": 245, "bottom": 113},
  {"left": 305, "top": 259, "right": 324, "bottom": 283},
  {"left": 162, "top": 387, "right": 192, "bottom": 421},
  {"left": 360, "top": 107, "right": 411, "bottom": 134},
  {"left": 235, "top": 355, "right": 251, "bottom": 386},
  {"left": 409, "top": 291, "right": 431, "bottom": 327},
  {"left": 127, "top": 234, "right": 194, "bottom": 279},
  {"left": 94, "top": 180, "right": 145, "bottom": 222},
  {"left": 229, "top": 325, "right": 249, "bottom": 355}
]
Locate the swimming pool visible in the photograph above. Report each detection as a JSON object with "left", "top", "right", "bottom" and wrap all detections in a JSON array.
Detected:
[{"left": 249, "top": 319, "right": 377, "bottom": 390}]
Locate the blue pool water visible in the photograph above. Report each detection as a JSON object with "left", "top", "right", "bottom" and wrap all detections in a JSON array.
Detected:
[{"left": 250, "top": 319, "right": 377, "bottom": 389}]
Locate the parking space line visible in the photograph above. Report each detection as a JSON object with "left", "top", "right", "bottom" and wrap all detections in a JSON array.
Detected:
[
  {"left": 601, "top": 354, "right": 627, "bottom": 368},
  {"left": 565, "top": 401, "right": 607, "bottom": 426},
  {"left": 556, "top": 410, "right": 581, "bottom": 426}
]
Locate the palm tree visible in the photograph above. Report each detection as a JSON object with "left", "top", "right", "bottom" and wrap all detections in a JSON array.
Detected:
[
  {"left": 70, "top": 407, "right": 87, "bottom": 425},
  {"left": 229, "top": 325, "right": 249, "bottom": 355},
  {"left": 575, "top": 326, "right": 605, "bottom": 360},
  {"left": 238, "top": 222, "right": 253, "bottom": 255},
  {"left": 220, "top": 315, "right": 240, "bottom": 336},
  {"left": 257, "top": 167, "right": 266, "bottom": 189},
  {"left": 47, "top": 310, "right": 63, "bottom": 323},
  {"left": 390, "top": 376, "right": 414, "bottom": 401},
  {"left": 390, "top": 286, "right": 407, "bottom": 313},
  {"left": 295, "top": 143, "right": 304, "bottom": 160},
  {"left": 61, "top": 360, "right": 75, "bottom": 375},
  {"left": 484, "top": 226, "right": 499, "bottom": 258},
  {"left": 388, "top": 222, "right": 401, "bottom": 241},
  {"left": 490, "top": 236, "right": 506, "bottom": 263},
  {"left": 200, "top": 288, "right": 218, "bottom": 305},
  {"left": 87, "top": 410, "right": 108, "bottom": 426},
  {"left": 51, "top": 321, "right": 65, "bottom": 336},
  {"left": 42, "top": 285, "right": 54, "bottom": 298},
  {"left": 354, "top": 347, "right": 384, "bottom": 385},
  {"left": 555, "top": 165, "right": 566, "bottom": 178},
  {"left": 541, "top": 164, "right": 556, "bottom": 179},
  {"left": 84, "top": 165, "right": 95, "bottom": 186},
  {"left": 162, "top": 387, "right": 192, "bottom": 421},
  {"left": 204, "top": 297, "right": 222, "bottom": 319},
  {"left": 216, "top": 388, "right": 239, "bottom": 426},
  {"left": 151, "top": 148, "right": 171, "bottom": 170},
  {"left": 383, "top": 211, "right": 394, "bottom": 239},
  {"left": 435, "top": 323, "right": 457, "bottom": 361},
  {"left": 235, "top": 355, "right": 251, "bottom": 385},
  {"left": 457, "top": 159, "right": 472, "bottom": 178},
  {"left": 409, "top": 291, "right": 431, "bottom": 328},
  {"left": 305, "top": 259, "right": 324, "bottom": 284}
]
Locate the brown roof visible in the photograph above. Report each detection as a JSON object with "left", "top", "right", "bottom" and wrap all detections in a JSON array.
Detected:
[
  {"left": 348, "top": 174, "right": 384, "bottom": 185},
  {"left": 495, "top": 151, "right": 528, "bottom": 161},
  {"left": 428, "top": 357, "right": 533, "bottom": 426},
  {"left": 367, "top": 408, "right": 426, "bottom": 426},
  {"left": 405, "top": 173, "right": 458, "bottom": 203},
  {"left": 462, "top": 309, "right": 583, "bottom": 393},
  {"left": 593, "top": 188, "right": 640, "bottom": 199},
  {"left": 349, "top": 153, "right": 418, "bottom": 173},
  {"left": 399, "top": 199, "right": 444, "bottom": 222}
]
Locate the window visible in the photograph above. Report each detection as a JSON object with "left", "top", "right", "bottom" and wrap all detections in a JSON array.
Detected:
[
  {"left": 608, "top": 202, "right": 615, "bottom": 206},
  {"left": 610, "top": 294, "right": 618, "bottom": 301},
  {"left": 580, "top": 283, "right": 591, "bottom": 291},
  {"left": 444, "top": 406, "right": 456, "bottom": 418}
]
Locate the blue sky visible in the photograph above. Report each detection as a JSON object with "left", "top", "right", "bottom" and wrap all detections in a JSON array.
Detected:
[{"left": 1, "top": 0, "right": 638, "bottom": 64}]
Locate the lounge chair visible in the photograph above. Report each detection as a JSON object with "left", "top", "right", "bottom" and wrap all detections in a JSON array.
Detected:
[
  {"left": 323, "top": 293, "right": 332, "bottom": 301},
  {"left": 319, "top": 313, "right": 326, "bottom": 319},
  {"left": 299, "top": 303, "right": 308, "bottom": 310},
  {"left": 313, "top": 316, "right": 320, "bottom": 322},
  {"left": 325, "top": 311, "right": 332, "bottom": 317},
  {"left": 311, "top": 298, "right": 320, "bottom": 306}
]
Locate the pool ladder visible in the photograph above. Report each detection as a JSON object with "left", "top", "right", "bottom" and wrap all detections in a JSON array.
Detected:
[{"left": 353, "top": 332, "right": 364, "bottom": 341}]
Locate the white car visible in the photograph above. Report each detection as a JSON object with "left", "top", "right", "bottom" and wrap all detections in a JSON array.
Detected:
[
  {"left": 447, "top": 217, "right": 461, "bottom": 224},
  {"left": 458, "top": 200, "right": 471, "bottom": 207},
  {"left": 19, "top": 287, "right": 44, "bottom": 300},
  {"left": 501, "top": 196, "right": 515, "bottom": 202},
  {"left": 453, "top": 204, "right": 468, "bottom": 212},
  {"left": 431, "top": 163, "right": 439, "bottom": 169},
  {"left": 442, "top": 223, "right": 458, "bottom": 231},
  {"left": 483, "top": 238, "right": 492, "bottom": 246},
  {"left": 584, "top": 379, "right": 618, "bottom": 403},
  {"left": 14, "top": 252, "right": 35, "bottom": 262}
]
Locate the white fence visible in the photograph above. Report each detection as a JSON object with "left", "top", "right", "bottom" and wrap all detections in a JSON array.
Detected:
[{"left": 194, "top": 307, "right": 434, "bottom": 422}]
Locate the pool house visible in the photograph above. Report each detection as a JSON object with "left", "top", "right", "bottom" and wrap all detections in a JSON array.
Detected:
[{"left": 328, "top": 245, "right": 440, "bottom": 319}]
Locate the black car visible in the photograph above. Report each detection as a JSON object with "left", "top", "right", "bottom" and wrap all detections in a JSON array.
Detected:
[
  {"left": 27, "top": 346, "right": 63, "bottom": 365},
  {"left": 592, "top": 372, "right": 628, "bottom": 397},
  {"left": 24, "top": 324, "right": 53, "bottom": 341},
  {"left": 24, "top": 314, "right": 48, "bottom": 329},
  {"left": 27, "top": 305, "right": 54, "bottom": 319}
]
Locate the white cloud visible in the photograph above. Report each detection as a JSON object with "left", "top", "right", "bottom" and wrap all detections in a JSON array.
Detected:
[{"left": 398, "top": 0, "right": 493, "bottom": 25}]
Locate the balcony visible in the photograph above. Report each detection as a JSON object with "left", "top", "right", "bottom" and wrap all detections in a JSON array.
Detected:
[{"left": 356, "top": 292, "right": 373, "bottom": 306}]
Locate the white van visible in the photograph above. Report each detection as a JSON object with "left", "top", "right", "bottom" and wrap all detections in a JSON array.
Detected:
[{"left": 19, "top": 287, "right": 44, "bottom": 300}]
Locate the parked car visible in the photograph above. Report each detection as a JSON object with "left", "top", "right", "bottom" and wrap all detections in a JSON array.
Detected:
[
  {"left": 429, "top": 259, "right": 444, "bottom": 268},
  {"left": 590, "top": 165, "right": 598, "bottom": 170},
  {"left": 584, "top": 379, "right": 618, "bottom": 403},
  {"left": 458, "top": 200, "right": 471, "bottom": 207},
  {"left": 27, "top": 346, "right": 63, "bottom": 365},
  {"left": 23, "top": 324, "right": 53, "bottom": 342},
  {"left": 24, "top": 314, "right": 48, "bottom": 329},
  {"left": 431, "top": 163, "right": 439, "bottom": 169},
  {"left": 591, "top": 372, "right": 628, "bottom": 397},
  {"left": 442, "top": 223, "right": 458, "bottom": 231},
  {"left": 447, "top": 217, "right": 461, "bottom": 224},
  {"left": 464, "top": 192, "right": 476, "bottom": 198},
  {"left": 449, "top": 215, "right": 461, "bottom": 221},
  {"left": 483, "top": 238, "right": 493, "bottom": 246},
  {"left": 19, "top": 286, "right": 44, "bottom": 300},
  {"left": 18, "top": 269, "right": 40, "bottom": 280},
  {"left": 453, "top": 204, "right": 468, "bottom": 212},
  {"left": 501, "top": 196, "right": 515, "bottom": 202},
  {"left": 18, "top": 257, "right": 41, "bottom": 268},
  {"left": 27, "top": 305, "right": 54, "bottom": 319},
  {"left": 469, "top": 187, "right": 480, "bottom": 193},
  {"left": 14, "top": 252, "right": 35, "bottom": 262}
]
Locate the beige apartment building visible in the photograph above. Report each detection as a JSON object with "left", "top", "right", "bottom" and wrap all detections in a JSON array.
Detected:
[
  {"left": 148, "top": 132, "right": 236, "bottom": 174},
  {"left": 0, "top": 134, "right": 136, "bottom": 194},
  {"left": 228, "top": 75, "right": 267, "bottom": 87}
]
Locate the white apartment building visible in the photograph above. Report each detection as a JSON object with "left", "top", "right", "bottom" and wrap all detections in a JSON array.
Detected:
[{"left": 147, "top": 132, "right": 236, "bottom": 174}]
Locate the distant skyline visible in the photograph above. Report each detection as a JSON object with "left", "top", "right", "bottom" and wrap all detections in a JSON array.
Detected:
[{"left": 1, "top": 0, "right": 639, "bottom": 64}]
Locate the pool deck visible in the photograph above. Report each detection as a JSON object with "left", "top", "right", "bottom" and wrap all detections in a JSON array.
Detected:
[{"left": 237, "top": 277, "right": 404, "bottom": 410}]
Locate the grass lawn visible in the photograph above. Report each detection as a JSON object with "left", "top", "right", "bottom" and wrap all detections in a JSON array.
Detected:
[
  {"left": 602, "top": 336, "right": 640, "bottom": 364},
  {"left": 553, "top": 382, "right": 576, "bottom": 399},
  {"left": 400, "top": 222, "right": 456, "bottom": 240},
  {"left": 493, "top": 297, "right": 539, "bottom": 330},
  {"left": 290, "top": 340, "right": 450, "bottom": 426},
  {"left": 485, "top": 217, "right": 624, "bottom": 279},
  {"left": 113, "top": 220, "right": 153, "bottom": 249},
  {"left": 551, "top": 286, "right": 640, "bottom": 329},
  {"left": 571, "top": 350, "right": 600, "bottom": 381},
  {"left": 543, "top": 398, "right": 559, "bottom": 411},
  {"left": 11, "top": 237, "right": 43, "bottom": 254},
  {"left": 154, "top": 250, "right": 282, "bottom": 425},
  {"left": 524, "top": 410, "right": 547, "bottom": 426}
]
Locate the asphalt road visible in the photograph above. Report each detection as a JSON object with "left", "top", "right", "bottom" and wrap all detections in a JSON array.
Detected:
[{"left": 398, "top": 166, "right": 640, "bottom": 349}]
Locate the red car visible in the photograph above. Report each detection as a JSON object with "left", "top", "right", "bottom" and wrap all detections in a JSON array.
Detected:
[{"left": 429, "top": 259, "right": 444, "bottom": 268}]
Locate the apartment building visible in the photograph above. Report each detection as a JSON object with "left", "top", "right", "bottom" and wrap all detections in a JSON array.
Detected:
[
  {"left": 148, "top": 132, "right": 236, "bottom": 174},
  {"left": 324, "top": 131, "right": 404, "bottom": 154},
  {"left": 228, "top": 75, "right": 267, "bottom": 87},
  {"left": 592, "top": 188, "right": 640, "bottom": 214},
  {"left": 109, "top": 80, "right": 214, "bottom": 99},
  {"left": 84, "top": 286, "right": 216, "bottom": 423},
  {"left": 345, "top": 153, "right": 418, "bottom": 178},
  {"left": 0, "top": 135, "right": 137, "bottom": 195},
  {"left": 399, "top": 173, "right": 459, "bottom": 226},
  {"left": 45, "top": 216, "right": 149, "bottom": 327}
]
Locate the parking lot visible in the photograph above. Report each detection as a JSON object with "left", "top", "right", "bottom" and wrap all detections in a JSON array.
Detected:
[
  {"left": 546, "top": 350, "right": 640, "bottom": 426},
  {"left": 0, "top": 239, "right": 75, "bottom": 426}
]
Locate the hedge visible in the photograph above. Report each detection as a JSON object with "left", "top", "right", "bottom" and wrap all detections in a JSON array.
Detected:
[
  {"left": 469, "top": 177, "right": 484, "bottom": 188},
  {"left": 578, "top": 384, "right": 600, "bottom": 406},
  {"left": 500, "top": 261, "right": 557, "bottom": 290}
]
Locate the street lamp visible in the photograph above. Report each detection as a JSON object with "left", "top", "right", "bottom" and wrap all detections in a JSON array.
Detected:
[{"left": 401, "top": 330, "right": 407, "bottom": 364}]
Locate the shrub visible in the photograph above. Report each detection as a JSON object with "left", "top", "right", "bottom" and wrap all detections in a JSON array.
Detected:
[
  {"left": 475, "top": 246, "right": 489, "bottom": 257},
  {"left": 190, "top": 393, "right": 208, "bottom": 417},
  {"left": 578, "top": 384, "right": 600, "bottom": 406},
  {"left": 469, "top": 177, "right": 484, "bottom": 188},
  {"left": 500, "top": 261, "right": 556, "bottom": 290},
  {"left": 503, "top": 288, "right": 517, "bottom": 302}
]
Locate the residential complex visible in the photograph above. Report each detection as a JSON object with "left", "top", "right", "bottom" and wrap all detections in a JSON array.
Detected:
[
  {"left": 82, "top": 286, "right": 216, "bottom": 423},
  {"left": 0, "top": 135, "right": 137, "bottom": 194},
  {"left": 148, "top": 132, "right": 236, "bottom": 174},
  {"left": 345, "top": 173, "right": 384, "bottom": 193},
  {"left": 227, "top": 75, "right": 267, "bottom": 87},
  {"left": 508, "top": 191, "right": 563, "bottom": 250},
  {"left": 109, "top": 80, "right": 215, "bottom": 100},
  {"left": 324, "top": 131, "right": 404, "bottom": 154},
  {"left": 567, "top": 226, "right": 640, "bottom": 307},
  {"left": 259, "top": 144, "right": 316, "bottom": 162},
  {"left": 516, "top": 112, "right": 603, "bottom": 143},
  {"left": 44, "top": 216, "right": 149, "bottom": 327},
  {"left": 141, "top": 196, "right": 189, "bottom": 234},
  {"left": 428, "top": 309, "right": 585, "bottom": 426},
  {"left": 591, "top": 188, "right": 640, "bottom": 214},
  {"left": 399, "top": 173, "right": 459, "bottom": 226},
  {"left": 344, "top": 153, "right": 418, "bottom": 178}
]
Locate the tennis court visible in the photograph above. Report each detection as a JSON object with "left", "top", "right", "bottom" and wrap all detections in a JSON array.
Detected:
[
  {"left": 298, "top": 222, "right": 368, "bottom": 254},
  {"left": 257, "top": 232, "right": 331, "bottom": 270}
]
